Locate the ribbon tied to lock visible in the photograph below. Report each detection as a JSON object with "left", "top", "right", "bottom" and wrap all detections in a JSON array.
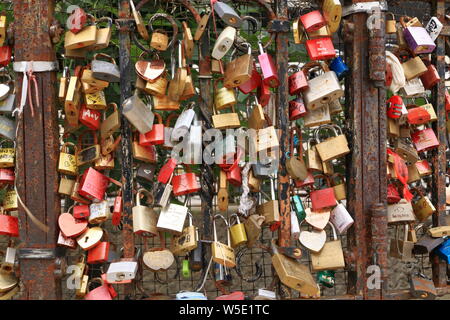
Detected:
[{"left": 387, "top": 148, "right": 413, "bottom": 202}]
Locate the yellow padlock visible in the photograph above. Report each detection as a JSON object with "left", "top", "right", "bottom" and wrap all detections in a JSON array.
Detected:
[
  {"left": 229, "top": 214, "right": 248, "bottom": 248},
  {"left": 58, "top": 142, "right": 78, "bottom": 176}
]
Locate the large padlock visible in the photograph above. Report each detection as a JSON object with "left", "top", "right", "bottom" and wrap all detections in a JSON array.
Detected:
[
  {"left": 149, "top": 13, "right": 178, "bottom": 51},
  {"left": 214, "top": 78, "right": 236, "bottom": 110},
  {"left": 214, "top": 1, "right": 242, "bottom": 28},
  {"left": 132, "top": 189, "right": 158, "bottom": 237},
  {"left": 314, "top": 124, "right": 350, "bottom": 162},
  {"left": 224, "top": 44, "right": 253, "bottom": 88},
  {"left": 302, "top": 61, "right": 343, "bottom": 110},
  {"left": 211, "top": 214, "right": 236, "bottom": 268},
  {"left": 395, "top": 47, "right": 427, "bottom": 81},
  {"left": 172, "top": 164, "right": 201, "bottom": 196},
  {"left": 139, "top": 113, "right": 164, "bottom": 146},
  {"left": 58, "top": 142, "right": 78, "bottom": 176},
  {"left": 254, "top": 114, "right": 279, "bottom": 154},
  {"left": 411, "top": 126, "right": 439, "bottom": 152},
  {"left": 78, "top": 167, "right": 111, "bottom": 201},
  {"left": 91, "top": 53, "right": 120, "bottom": 83},
  {"left": 310, "top": 222, "right": 345, "bottom": 271},
  {"left": 406, "top": 104, "right": 430, "bottom": 125},
  {"left": 229, "top": 214, "right": 247, "bottom": 248},
  {"left": 400, "top": 16, "right": 435, "bottom": 54},
  {"left": 257, "top": 41, "right": 279, "bottom": 88},
  {"left": 387, "top": 95, "right": 404, "bottom": 119},
  {"left": 64, "top": 14, "right": 97, "bottom": 49}
]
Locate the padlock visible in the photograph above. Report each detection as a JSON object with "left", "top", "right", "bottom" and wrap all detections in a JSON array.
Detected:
[
  {"left": 76, "top": 131, "right": 101, "bottom": 166},
  {"left": 58, "top": 142, "right": 78, "bottom": 176},
  {"left": 132, "top": 189, "right": 158, "bottom": 237},
  {"left": 389, "top": 224, "right": 414, "bottom": 261},
  {"left": 154, "top": 176, "right": 173, "bottom": 208},
  {"left": 142, "top": 233, "right": 175, "bottom": 272},
  {"left": 78, "top": 167, "right": 112, "bottom": 201},
  {"left": 122, "top": 90, "right": 155, "bottom": 134},
  {"left": 149, "top": 13, "right": 178, "bottom": 51},
  {"left": 217, "top": 169, "right": 229, "bottom": 212},
  {"left": 395, "top": 47, "right": 428, "bottom": 81},
  {"left": 67, "top": 7, "right": 87, "bottom": 34},
  {"left": 417, "top": 98, "right": 437, "bottom": 122},
  {"left": 407, "top": 163, "right": 421, "bottom": 183},
  {"left": 57, "top": 231, "right": 77, "bottom": 249},
  {"left": 0, "top": 83, "right": 15, "bottom": 115},
  {"left": 238, "top": 62, "right": 261, "bottom": 94},
  {"left": 167, "top": 41, "right": 188, "bottom": 102},
  {"left": 79, "top": 105, "right": 101, "bottom": 130},
  {"left": 329, "top": 57, "right": 349, "bottom": 80},
  {"left": 0, "top": 139, "right": 14, "bottom": 170},
  {"left": 65, "top": 75, "right": 81, "bottom": 127},
  {"left": 300, "top": 10, "right": 326, "bottom": 32},
  {"left": 425, "top": 16, "right": 443, "bottom": 41},
  {"left": 100, "top": 103, "right": 120, "bottom": 140},
  {"left": 73, "top": 204, "right": 90, "bottom": 220},
  {"left": 304, "top": 104, "right": 331, "bottom": 128},
  {"left": 0, "top": 45, "right": 11, "bottom": 68},
  {"left": 256, "top": 177, "right": 280, "bottom": 226},
  {"left": 387, "top": 183, "right": 401, "bottom": 204},
  {"left": 225, "top": 161, "right": 242, "bottom": 187},
  {"left": 224, "top": 44, "right": 253, "bottom": 88},
  {"left": 0, "top": 168, "right": 14, "bottom": 186},
  {"left": 89, "top": 200, "right": 110, "bottom": 225},
  {"left": 288, "top": 65, "right": 308, "bottom": 96},
  {"left": 84, "top": 278, "right": 112, "bottom": 300},
  {"left": 189, "top": 240, "right": 203, "bottom": 272},
  {"left": 157, "top": 201, "right": 189, "bottom": 235},
  {"left": 70, "top": 175, "right": 90, "bottom": 205},
  {"left": 0, "top": 15, "right": 6, "bottom": 47},
  {"left": 214, "top": 1, "right": 242, "bottom": 28},
  {"left": 229, "top": 214, "right": 248, "bottom": 248},
  {"left": 87, "top": 232, "right": 111, "bottom": 264},
  {"left": 0, "top": 209, "right": 18, "bottom": 237},
  {"left": 58, "top": 67, "right": 69, "bottom": 103},
  {"left": 172, "top": 164, "right": 201, "bottom": 196},
  {"left": 330, "top": 202, "right": 354, "bottom": 234},
  {"left": 286, "top": 128, "right": 308, "bottom": 181},
  {"left": 302, "top": 62, "right": 343, "bottom": 110},
  {"left": 388, "top": 118, "right": 400, "bottom": 138},
  {"left": 106, "top": 258, "right": 138, "bottom": 283},
  {"left": 146, "top": 72, "right": 169, "bottom": 97},
  {"left": 257, "top": 41, "right": 279, "bottom": 88},
  {"left": 214, "top": 262, "right": 233, "bottom": 288},
  {"left": 314, "top": 124, "right": 350, "bottom": 162},
  {"left": 194, "top": 11, "right": 211, "bottom": 41},
  {"left": 387, "top": 198, "right": 416, "bottom": 225},
  {"left": 386, "top": 12, "right": 397, "bottom": 34},
  {"left": 410, "top": 272, "right": 437, "bottom": 300},
  {"left": 411, "top": 126, "right": 439, "bottom": 152},
  {"left": 331, "top": 173, "right": 346, "bottom": 201},
  {"left": 77, "top": 227, "right": 104, "bottom": 250},
  {"left": 182, "top": 21, "right": 194, "bottom": 59},
  {"left": 85, "top": 90, "right": 107, "bottom": 110},
  {"left": 211, "top": 214, "right": 236, "bottom": 268},
  {"left": 91, "top": 53, "right": 120, "bottom": 83},
  {"left": 135, "top": 163, "right": 156, "bottom": 184},
  {"left": 400, "top": 16, "right": 436, "bottom": 54},
  {"left": 212, "top": 103, "right": 241, "bottom": 130},
  {"left": 132, "top": 134, "right": 158, "bottom": 164},
  {"left": 410, "top": 187, "right": 435, "bottom": 222},
  {"left": 406, "top": 104, "right": 430, "bottom": 125},
  {"left": 395, "top": 138, "right": 419, "bottom": 163},
  {"left": 415, "top": 159, "right": 432, "bottom": 177},
  {"left": 65, "top": 15, "right": 97, "bottom": 49},
  {"left": 419, "top": 59, "right": 440, "bottom": 89},
  {"left": 401, "top": 78, "right": 425, "bottom": 98},
  {"left": 212, "top": 26, "right": 236, "bottom": 61},
  {"left": 86, "top": 17, "right": 113, "bottom": 51},
  {"left": 257, "top": 82, "right": 271, "bottom": 107},
  {"left": 293, "top": 18, "right": 303, "bottom": 44},
  {"left": 95, "top": 152, "right": 115, "bottom": 171},
  {"left": 387, "top": 95, "right": 404, "bottom": 119},
  {"left": 0, "top": 74, "right": 11, "bottom": 102},
  {"left": 310, "top": 222, "right": 345, "bottom": 271},
  {"left": 153, "top": 94, "right": 180, "bottom": 111},
  {"left": 171, "top": 212, "right": 199, "bottom": 256},
  {"left": 254, "top": 114, "right": 279, "bottom": 155},
  {"left": 291, "top": 194, "right": 306, "bottom": 224},
  {"left": 289, "top": 97, "right": 307, "bottom": 121},
  {"left": 214, "top": 78, "right": 236, "bottom": 111},
  {"left": 305, "top": 32, "right": 335, "bottom": 61},
  {"left": 299, "top": 218, "right": 326, "bottom": 252},
  {"left": 139, "top": 113, "right": 164, "bottom": 146},
  {"left": 130, "top": 0, "right": 149, "bottom": 40},
  {"left": 310, "top": 174, "right": 337, "bottom": 211}
]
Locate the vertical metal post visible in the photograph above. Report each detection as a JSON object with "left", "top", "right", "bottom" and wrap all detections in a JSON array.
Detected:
[
  {"left": 14, "top": 0, "right": 61, "bottom": 299},
  {"left": 430, "top": 0, "right": 447, "bottom": 288},
  {"left": 345, "top": 0, "right": 386, "bottom": 299},
  {"left": 118, "top": 0, "right": 135, "bottom": 298},
  {"left": 275, "top": 0, "right": 291, "bottom": 248}
]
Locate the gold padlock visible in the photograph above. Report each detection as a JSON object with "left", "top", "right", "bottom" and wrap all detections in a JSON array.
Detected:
[
  {"left": 85, "top": 90, "right": 107, "bottom": 110},
  {"left": 86, "top": 17, "right": 113, "bottom": 51},
  {"left": 100, "top": 103, "right": 120, "bottom": 140},
  {"left": 306, "top": 138, "right": 323, "bottom": 172},
  {"left": 255, "top": 177, "right": 279, "bottom": 226},
  {"left": 248, "top": 168, "right": 261, "bottom": 192},
  {"left": 182, "top": 21, "right": 194, "bottom": 59},
  {"left": 81, "top": 69, "right": 109, "bottom": 89},
  {"left": 0, "top": 15, "right": 6, "bottom": 47},
  {"left": 145, "top": 73, "right": 168, "bottom": 97},
  {"left": 0, "top": 140, "right": 14, "bottom": 168},
  {"left": 224, "top": 44, "right": 253, "bottom": 88},
  {"left": 3, "top": 190, "right": 17, "bottom": 212},
  {"left": 212, "top": 103, "right": 240, "bottom": 130},
  {"left": 386, "top": 12, "right": 397, "bottom": 34},
  {"left": 58, "top": 175, "right": 75, "bottom": 196},
  {"left": 407, "top": 163, "right": 421, "bottom": 183},
  {"left": 58, "top": 142, "right": 78, "bottom": 176},
  {"left": 388, "top": 118, "right": 400, "bottom": 138},
  {"left": 148, "top": 13, "right": 178, "bottom": 52},
  {"left": 331, "top": 173, "right": 346, "bottom": 201},
  {"left": 217, "top": 170, "right": 229, "bottom": 213},
  {"left": 132, "top": 189, "right": 158, "bottom": 237},
  {"left": 314, "top": 124, "right": 350, "bottom": 162},
  {"left": 153, "top": 94, "right": 180, "bottom": 111},
  {"left": 211, "top": 214, "right": 236, "bottom": 268},
  {"left": 65, "top": 75, "right": 81, "bottom": 127},
  {"left": 411, "top": 187, "right": 436, "bottom": 222},
  {"left": 229, "top": 214, "right": 248, "bottom": 248},
  {"left": 64, "top": 15, "right": 97, "bottom": 50},
  {"left": 214, "top": 78, "right": 236, "bottom": 110},
  {"left": 58, "top": 67, "right": 70, "bottom": 103},
  {"left": 171, "top": 212, "right": 198, "bottom": 256}
]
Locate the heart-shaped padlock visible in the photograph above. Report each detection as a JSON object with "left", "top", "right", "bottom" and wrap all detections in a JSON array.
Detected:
[
  {"left": 299, "top": 220, "right": 327, "bottom": 253},
  {"left": 58, "top": 210, "right": 88, "bottom": 238},
  {"left": 305, "top": 208, "right": 330, "bottom": 230},
  {"left": 77, "top": 227, "right": 104, "bottom": 250},
  {"left": 135, "top": 52, "right": 166, "bottom": 81}
]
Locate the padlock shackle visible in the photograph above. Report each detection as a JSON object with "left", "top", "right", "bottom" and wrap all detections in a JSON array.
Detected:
[
  {"left": 153, "top": 112, "right": 163, "bottom": 125},
  {"left": 314, "top": 124, "right": 339, "bottom": 144},
  {"left": 165, "top": 112, "right": 178, "bottom": 127},
  {"left": 302, "top": 61, "right": 330, "bottom": 79},
  {"left": 148, "top": 13, "right": 179, "bottom": 50},
  {"left": 60, "top": 141, "right": 77, "bottom": 154},
  {"left": 103, "top": 102, "right": 119, "bottom": 121},
  {"left": 96, "top": 16, "right": 113, "bottom": 28},
  {"left": 310, "top": 173, "right": 333, "bottom": 191},
  {"left": 399, "top": 15, "right": 414, "bottom": 29},
  {"left": 229, "top": 213, "right": 241, "bottom": 226},
  {"left": 330, "top": 173, "right": 345, "bottom": 186},
  {"left": 136, "top": 188, "right": 153, "bottom": 207},
  {"left": 326, "top": 221, "right": 338, "bottom": 241},
  {"left": 93, "top": 53, "right": 117, "bottom": 65}
]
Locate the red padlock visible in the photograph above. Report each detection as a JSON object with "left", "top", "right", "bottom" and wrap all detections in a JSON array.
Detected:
[
  {"left": 216, "top": 291, "right": 245, "bottom": 300},
  {"left": 305, "top": 37, "right": 336, "bottom": 61},
  {"left": 224, "top": 158, "right": 242, "bottom": 187},
  {"left": 73, "top": 204, "right": 90, "bottom": 220},
  {"left": 299, "top": 10, "right": 326, "bottom": 32},
  {"left": 258, "top": 82, "right": 271, "bottom": 107},
  {"left": 67, "top": 7, "right": 87, "bottom": 34},
  {"left": 406, "top": 105, "right": 431, "bottom": 125},
  {"left": 0, "top": 212, "right": 19, "bottom": 237},
  {"left": 420, "top": 60, "right": 440, "bottom": 89},
  {"left": 445, "top": 91, "right": 450, "bottom": 112},
  {"left": 309, "top": 175, "right": 337, "bottom": 211},
  {"left": 84, "top": 278, "right": 112, "bottom": 300},
  {"left": 139, "top": 113, "right": 164, "bottom": 146},
  {"left": 112, "top": 190, "right": 122, "bottom": 226},
  {"left": 172, "top": 165, "right": 201, "bottom": 196},
  {"left": 387, "top": 183, "right": 401, "bottom": 204},
  {"left": 289, "top": 97, "right": 307, "bottom": 121},
  {"left": 0, "top": 46, "right": 12, "bottom": 67},
  {"left": 238, "top": 64, "right": 262, "bottom": 94},
  {"left": 78, "top": 167, "right": 110, "bottom": 201},
  {"left": 87, "top": 238, "right": 110, "bottom": 264},
  {"left": 79, "top": 105, "right": 101, "bottom": 130},
  {"left": 415, "top": 159, "right": 432, "bottom": 176},
  {"left": 257, "top": 42, "right": 279, "bottom": 88},
  {"left": 288, "top": 66, "right": 308, "bottom": 96},
  {"left": 294, "top": 171, "right": 315, "bottom": 189},
  {"left": 411, "top": 127, "right": 439, "bottom": 152},
  {"left": 0, "top": 168, "right": 14, "bottom": 185},
  {"left": 387, "top": 95, "right": 404, "bottom": 119},
  {"left": 157, "top": 157, "right": 177, "bottom": 184}
]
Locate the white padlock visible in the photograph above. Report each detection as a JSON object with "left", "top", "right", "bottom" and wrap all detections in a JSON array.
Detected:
[
  {"left": 425, "top": 17, "right": 443, "bottom": 41},
  {"left": 330, "top": 202, "right": 354, "bottom": 234},
  {"left": 106, "top": 260, "right": 138, "bottom": 283}
]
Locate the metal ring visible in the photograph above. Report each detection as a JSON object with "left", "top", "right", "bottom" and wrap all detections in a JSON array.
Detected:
[{"left": 234, "top": 246, "right": 263, "bottom": 283}]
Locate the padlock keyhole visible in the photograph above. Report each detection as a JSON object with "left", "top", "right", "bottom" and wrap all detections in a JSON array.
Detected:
[{"left": 85, "top": 236, "right": 89, "bottom": 243}]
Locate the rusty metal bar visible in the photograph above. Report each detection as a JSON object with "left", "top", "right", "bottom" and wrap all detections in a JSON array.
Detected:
[
  {"left": 275, "top": 0, "right": 291, "bottom": 248},
  {"left": 370, "top": 203, "right": 388, "bottom": 300},
  {"left": 430, "top": 0, "right": 447, "bottom": 288},
  {"left": 14, "top": 0, "right": 61, "bottom": 299},
  {"left": 118, "top": 0, "right": 135, "bottom": 298}
]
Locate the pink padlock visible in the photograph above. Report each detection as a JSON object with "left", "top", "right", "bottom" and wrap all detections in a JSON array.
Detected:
[
  {"left": 299, "top": 10, "right": 326, "bottom": 32},
  {"left": 257, "top": 42, "right": 279, "bottom": 88}
]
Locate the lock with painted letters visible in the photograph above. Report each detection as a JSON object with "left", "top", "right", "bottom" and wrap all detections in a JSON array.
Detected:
[
  {"left": 211, "top": 214, "right": 236, "bottom": 268},
  {"left": 302, "top": 61, "right": 343, "bottom": 110},
  {"left": 229, "top": 214, "right": 247, "bottom": 248},
  {"left": 314, "top": 124, "right": 350, "bottom": 162},
  {"left": 400, "top": 16, "right": 436, "bottom": 54},
  {"left": 212, "top": 26, "right": 236, "bottom": 60},
  {"left": 132, "top": 189, "right": 158, "bottom": 237},
  {"left": 289, "top": 97, "right": 307, "bottom": 121},
  {"left": 157, "top": 201, "right": 189, "bottom": 235},
  {"left": 79, "top": 105, "right": 101, "bottom": 130},
  {"left": 305, "top": 32, "right": 336, "bottom": 61},
  {"left": 85, "top": 90, "right": 107, "bottom": 110},
  {"left": 411, "top": 126, "right": 439, "bottom": 152},
  {"left": 58, "top": 142, "right": 78, "bottom": 176},
  {"left": 257, "top": 41, "right": 279, "bottom": 88},
  {"left": 89, "top": 199, "right": 110, "bottom": 225},
  {"left": 171, "top": 212, "right": 198, "bottom": 256}
]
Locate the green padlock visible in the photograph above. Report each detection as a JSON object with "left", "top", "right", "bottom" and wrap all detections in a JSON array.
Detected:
[
  {"left": 182, "top": 258, "right": 191, "bottom": 279},
  {"left": 317, "top": 270, "right": 335, "bottom": 288},
  {"left": 291, "top": 195, "right": 306, "bottom": 222}
]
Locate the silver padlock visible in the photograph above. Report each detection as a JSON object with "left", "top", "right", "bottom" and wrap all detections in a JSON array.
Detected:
[
  {"left": 88, "top": 199, "right": 110, "bottom": 224},
  {"left": 122, "top": 90, "right": 155, "bottom": 134},
  {"left": 1, "top": 247, "right": 16, "bottom": 274},
  {"left": 0, "top": 116, "right": 15, "bottom": 141},
  {"left": 171, "top": 102, "right": 195, "bottom": 141},
  {"left": 214, "top": 1, "right": 242, "bottom": 28},
  {"left": 0, "top": 91, "right": 15, "bottom": 114},
  {"left": 157, "top": 200, "right": 189, "bottom": 235},
  {"left": 155, "top": 175, "right": 173, "bottom": 208},
  {"left": 212, "top": 26, "right": 236, "bottom": 60},
  {"left": 91, "top": 53, "right": 120, "bottom": 82},
  {"left": 106, "top": 260, "right": 138, "bottom": 283}
]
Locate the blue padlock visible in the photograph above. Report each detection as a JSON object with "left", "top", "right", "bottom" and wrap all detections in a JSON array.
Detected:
[
  {"left": 329, "top": 57, "right": 349, "bottom": 80},
  {"left": 176, "top": 291, "right": 208, "bottom": 300},
  {"left": 436, "top": 238, "right": 450, "bottom": 264}
]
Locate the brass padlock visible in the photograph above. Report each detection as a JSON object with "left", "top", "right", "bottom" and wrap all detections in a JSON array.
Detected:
[
  {"left": 211, "top": 214, "right": 236, "bottom": 268},
  {"left": 411, "top": 187, "right": 436, "bottom": 222},
  {"left": 86, "top": 17, "right": 113, "bottom": 51},
  {"left": 224, "top": 44, "right": 253, "bottom": 88},
  {"left": 386, "top": 12, "right": 397, "bottom": 34},
  {"left": 314, "top": 124, "right": 350, "bottom": 162},
  {"left": 65, "top": 75, "right": 81, "bottom": 127},
  {"left": 229, "top": 214, "right": 248, "bottom": 248},
  {"left": 58, "top": 175, "right": 75, "bottom": 196},
  {"left": 306, "top": 138, "right": 323, "bottom": 172},
  {"left": 182, "top": 21, "right": 194, "bottom": 59},
  {"left": 244, "top": 214, "right": 265, "bottom": 248},
  {"left": 85, "top": 90, "right": 107, "bottom": 110},
  {"left": 171, "top": 212, "right": 198, "bottom": 256},
  {"left": 132, "top": 189, "right": 158, "bottom": 237},
  {"left": 58, "top": 67, "right": 69, "bottom": 103},
  {"left": 331, "top": 173, "right": 346, "bottom": 201},
  {"left": 255, "top": 177, "right": 280, "bottom": 226},
  {"left": 58, "top": 142, "right": 78, "bottom": 175},
  {"left": 214, "top": 78, "right": 236, "bottom": 110},
  {"left": 100, "top": 103, "right": 120, "bottom": 140},
  {"left": 149, "top": 13, "right": 178, "bottom": 51},
  {"left": 303, "top": 104, "right": 331, "bottom": 128},
  {"left": 145, "top": 72, "right": 168, "bottom": 97},
  {"left": 212, "top": 103, "right": 240, "bottom": 130},
  {"left": 395, "top": 138, "right": 419, "bottom": 164},
  {"left": 3, "top": 189, "right": 17, "bottom": 211},
  {"left": 217, "top": 170, "right": 229, "bottom": 213},
  {"left": 64, "top": 14, "right": 97, "bottom": 49}
]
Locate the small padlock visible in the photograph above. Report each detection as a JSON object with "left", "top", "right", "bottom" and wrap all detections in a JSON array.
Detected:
[
  {"left": 257, "top": 41, "right": 279, "bottom": 88},
  {"left": 132, "top": 189, "right": 158, "bottom": 237},
  {"left": 229, "top": 214, "right": 247, "bottom": 248}
]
